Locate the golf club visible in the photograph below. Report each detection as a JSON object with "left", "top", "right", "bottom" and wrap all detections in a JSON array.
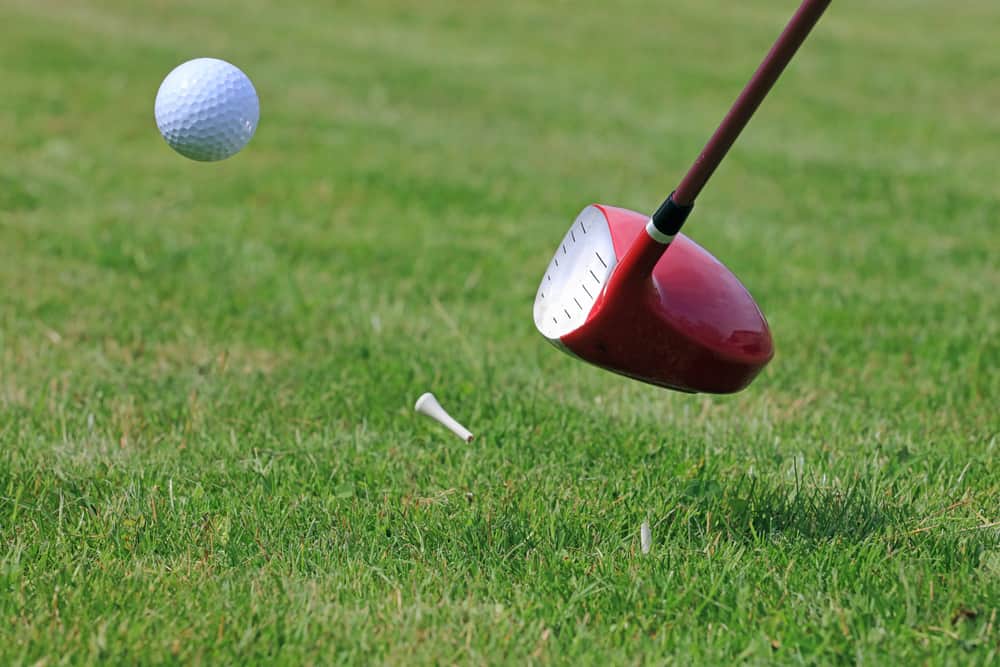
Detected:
[{"left": 533, "top": 0, "right": 832, "bottom": 393}]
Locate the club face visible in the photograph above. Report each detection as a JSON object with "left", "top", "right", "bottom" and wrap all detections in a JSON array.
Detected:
[
  {"left": 535, "top": 205, "right": 774, "bottom": 394},
  {"left": 533, "top": 205, "right": 618, "bottom": 342}
]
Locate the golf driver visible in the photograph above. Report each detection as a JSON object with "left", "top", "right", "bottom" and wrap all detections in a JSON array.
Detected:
[{"left": 534, "top": 0, "right": 832, "bottom": 393}]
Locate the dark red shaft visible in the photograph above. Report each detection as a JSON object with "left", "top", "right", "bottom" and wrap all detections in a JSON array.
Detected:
[{"left": 672, "top": 0, "right": 832, "bottom": 206}]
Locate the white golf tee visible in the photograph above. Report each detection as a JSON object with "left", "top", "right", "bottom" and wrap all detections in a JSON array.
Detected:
[{"left": 414, "top": 392, "right": 474, "bottom": 443}]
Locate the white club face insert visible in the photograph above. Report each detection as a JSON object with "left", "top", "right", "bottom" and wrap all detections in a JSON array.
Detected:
[
  {"left": 414, "top": 393, "right": 473, "bottom": 442},
  {"left": 533, "top": 205, "right": 618, "bottom": 341},
  {"left": 154, "top": 58, "right": 260, "bottom": 161}
]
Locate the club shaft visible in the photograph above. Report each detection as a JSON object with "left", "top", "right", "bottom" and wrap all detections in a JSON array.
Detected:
[{"left": 672, "top": 0, "right": 832, "bottom": 207}]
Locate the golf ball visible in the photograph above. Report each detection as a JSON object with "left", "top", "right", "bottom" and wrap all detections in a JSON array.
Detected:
[{"left": 154, "top": 58, "right": 259, "bottom": 161}]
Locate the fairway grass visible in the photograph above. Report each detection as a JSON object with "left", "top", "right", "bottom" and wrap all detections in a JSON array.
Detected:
[{"left": 1, "top": 0, "right": 998, "bottom": 663}]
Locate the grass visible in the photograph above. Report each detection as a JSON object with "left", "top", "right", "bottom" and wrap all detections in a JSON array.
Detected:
[{"left": 1, "top": 0, "right": 998, "bottom": 663}]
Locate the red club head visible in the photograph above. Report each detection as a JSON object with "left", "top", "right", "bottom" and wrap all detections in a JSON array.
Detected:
[{"left": 533, "top": 205, "right": 773, "bottom": 393}]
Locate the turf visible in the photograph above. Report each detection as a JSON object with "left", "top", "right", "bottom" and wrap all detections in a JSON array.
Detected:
[{"left": 1, "top": 0, "right": 998, "bottom": 663}]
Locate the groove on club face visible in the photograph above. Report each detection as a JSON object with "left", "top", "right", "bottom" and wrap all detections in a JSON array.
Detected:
[{"left": 533, "top": 206, "right": 617, "bottom": 341}]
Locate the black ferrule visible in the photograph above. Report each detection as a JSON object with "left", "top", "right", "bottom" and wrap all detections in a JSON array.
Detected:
[{"left": 651, "top": 192, "right": 694, "bottom": 236}]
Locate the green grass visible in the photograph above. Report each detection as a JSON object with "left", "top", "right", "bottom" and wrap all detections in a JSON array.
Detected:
[{"left": 1, "top": 0, "right": 998, "bottom": 663}]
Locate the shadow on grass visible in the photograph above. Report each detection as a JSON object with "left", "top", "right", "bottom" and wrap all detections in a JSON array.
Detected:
[
  {"left": 676, "top": 472, "right": 905, "bottom": 544},
  {"left": 670, "top": 471, "right": 1000, "bottom": 572}
]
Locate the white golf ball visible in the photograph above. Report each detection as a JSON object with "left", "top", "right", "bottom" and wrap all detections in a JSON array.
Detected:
[{"left": 154, "top": 58, "right": 259, "bottom": 162}]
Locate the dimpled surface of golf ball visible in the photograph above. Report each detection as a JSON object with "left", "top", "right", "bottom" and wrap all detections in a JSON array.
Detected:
[{"left": 154, "top": 58, "right": 259, "bottom": 161}]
